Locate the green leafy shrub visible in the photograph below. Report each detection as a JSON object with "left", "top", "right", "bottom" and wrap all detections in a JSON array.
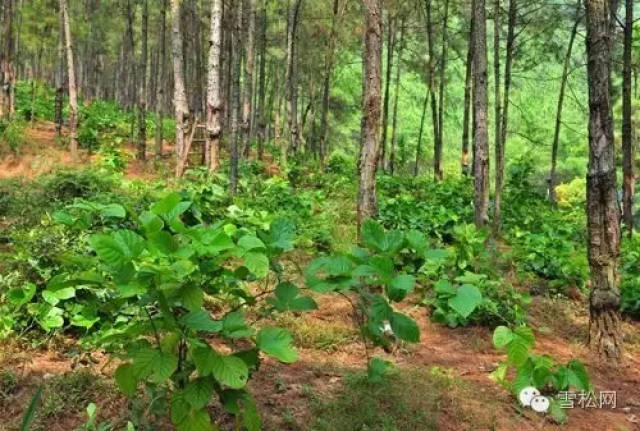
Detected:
[
  {"left": 306, "top": 219, "right": 421, "bottom": 376},
  {"left": 492, "top": 325, "right": 592, "bottom": 424},
  {"left": 555, "top": 177, "right": 586, "bottom": 208},
  {"left": 0, "top": 119, "right": 26, "bottom": 154},
  {"left": 64, "top": 193, "right": 311, "bottom": 429},
  {"left": 621, "top": 235, "right": 640, "bottom": 318},
  {"left": 325, "top": 149, "right": 355, "bottom": 176}
]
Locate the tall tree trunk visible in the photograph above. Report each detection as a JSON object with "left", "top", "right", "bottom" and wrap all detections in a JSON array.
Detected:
[
  {"left": 549, "top": 0, "right": 581, "bottom": 203},
  {"left": 171, "top": 0, "right": 190, "bottom": 177},
  {"left": 437, "top": 0, "right": 449, "bottom": 167},
  {"left": 622, "top": 0, "right": 634, "bottom": 236},
  {"left": 207, "top": 0, "right": 223, "bottom": 172},
  {"left": 473, "top": 0, "right": 489, "bottom": 227},
  {"left": 61, "top": 0, "right": 78, "bottom": 159},
  {"left": 493, "top": 0, "right": 501, "bottom": 186},
  {"left": 461, "top": 0, "right": 475, "bottom": 176},
  {"left": 380, "top": 15, "right": 395, "bottom": 171},
  {"left": 285, "top": 0, "right": 303, "bottom": 158},
  {"left": 230, "top": 0, "right": 242, "bottom": 194},
  {"left": 1, "top": 0, "right": 15, "bottom": 119},
  {"left": 155, "top": 0, "right": 167, "bottom": 159},
  {"left": 585, "top": 0, "right": 623, "bottom": 363},
  {"left": 256, "top": 0, "right": 267, "bottom": 160},
  {"left": 319, "top": 0, "right": 341, "bottom": 162},
  {"left": 389, "top": 20, "right": 404, "bottom": 176},
  {"left": 54, "top": 3, "right": 64, "bottom": 136},
  {"left": 137, "top": 0, "right": 148, "bottom": 161},
  {"left": 357, "top": 0, "right": 382, "bottom": 240},
  {"left": 425, "top": 0, "right": 441, "bottom": 181},
  {"left": 414, "top": 89, "right": 429, "bottom": 176},
  {"left": 493, "top": 0, "right": 516, "bottom": 232},
  {"left": 242, "top": 0, "right": 256, "bottom": 158}
]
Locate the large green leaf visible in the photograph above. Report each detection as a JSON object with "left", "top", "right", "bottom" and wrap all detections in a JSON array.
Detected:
[
  {"left": 256, "top": 327, "right": 297, "bottom": 363},
  {"left": 180, "top": 311, "right": 222, "bottom": 333},
  {"left": 387, "top": 274, "right": 415, "bottom": 302},
  {"left": 266, "top": 218, "right": 295, "bottom": 251},
  {"left": 267, "top": 282, "right": 317, "bottom": 312},
  {"left": 132, "top": 348, "right": 178, "bottom": 383},
  {"left": 390, "top": 312, "right": 420, "bottom": 343},
  {"left": 448, "top": 284, "right": 482, "bottom": 318},
  {"left": 210, "top": 354, "right": 249, "bottom": 389},
  {"left": 243, "top": 252, "right": 269, "bottom": 278},
  {"left": 361, "top": 219, "right": 386, "bottom": 252},
  {"left": 183, "top": 377, "right": 214, "bottom": 410},
  {"left": 492, "top": 326, "right": 514, "bottom": 349},
  {"left": 115, "top": 363, "right": 138, "bottom": 396},
  {"left": 139, "top": 210, "right": 164, "bottom": 235}
]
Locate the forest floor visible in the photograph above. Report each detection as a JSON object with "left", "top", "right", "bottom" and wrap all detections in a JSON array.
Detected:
[{"left": 1, "top": 124, "right": 640, "bottom": 431}]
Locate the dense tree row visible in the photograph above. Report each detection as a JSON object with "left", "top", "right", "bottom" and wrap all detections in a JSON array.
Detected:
[{"left": 0, "top": 0, "right": 636, "bottom": 364}]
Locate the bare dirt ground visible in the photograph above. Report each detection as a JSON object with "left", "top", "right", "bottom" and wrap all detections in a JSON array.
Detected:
[{"left": 1, "top": 294, "right": 638, "bottom": 431}]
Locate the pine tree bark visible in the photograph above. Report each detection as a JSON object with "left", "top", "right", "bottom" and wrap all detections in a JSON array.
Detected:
[
  {"left": 357, "top": 0, "right": 382, "bottom": 240},
  {"left": 170, "top": 0, "right": 190, "bottom": 177},
  {"left": 473, "top": 0, "right": 489, "bottom": 227},
  {"left": 256, "top": 0, "right": 267, "bottom": 160},
  {"left": 389, "top": 20, "right": 404, "bottom": 176},
  {"left": 207, "top": 0, "right": 223, "bottom": 172},
  {"left": 61, "top": 0, "right": 78, "bottom": 159},
  {"left": 137, "top": 0, "right": 148, "bottom": 161},
  {"left": 242, "top": 0, "right": 256, "bottom": 158},
  {"left": 493, "top": 0, "right": 501, "bottom": 192},
  {"left": 155, "top": 0, "right": 167, "bottom": 159},
  {"left": 494, "top": 0, "right": 516, "bottom": 232},
  {"left": 230, "top": 0, "right": 242, "bottom": 194},
  {"left": 414, "top": 89, "right": 429, "bottom": 176},
  {"left": 437, "top": 0, "right": 449, "bottom": 168},
  {"left": 549, "top": 0, "right": 581, "bottom": 203},
  {"left": 380, "top": 15, "right": 395, "bottom": 171},
  {"left": 54, "top": 3, "right": 64, "bottom": 136},
  {"left": 622, "top": 0, "right": 634, "bottom": 236},
  {"left": 425, "top": 0, "right": 441, "bottom": 181},
  {"left": 461, "top": 0, "right": 475, "bottom": 176},
  {"left": 285, "top": 0, "right": 303, "bottom": 157},
  {"left": 585, "top": 0, "right": 623, "bottom": 363},
  {"left": 319, "top": 0, "right": 341, "bottom": 162},
  {"left": 0, "top": 0, "right": 15, "bottom": 119}
]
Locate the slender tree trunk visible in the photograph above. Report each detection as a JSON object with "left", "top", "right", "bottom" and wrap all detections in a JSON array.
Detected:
[
  {"left": 207, "top": 0, "right": 223, "bottom": 172},
  {"left": 414, "top": 89, "right": 429, "bottom": 176},
  {"left": 285, "top": 0, "right": 303, "bottom": 157},
  {"left": 242, "top": 0, "right": 256, "bottom": 158},
  {"left": 1, "top": 0, "right": 15, "bottom": 119},
  {"left": 155, "top": 0, "right": 167, "bottom": 159},
  {"left": 425, "top": 0, "right": 441, "bottom": 181},
  {"left": 493, "top": 0, "right": 515, "bottom": 232},
  {"left": 493, "top": 0, "right": 501, "bottom": 188},
  {"left": 437, "top": 0, "right": 449, "bottom": 167},
  {"left": 461, "top": 0, "right": 475, "bottom": 176},
  {"left": 622, "top": 0, "right": 634, "bottom": 236},
  {"left": 170, "top": 0, "right": 190, "bottom": 177},
  {"left": 319, "top": 0, "right": 341, "bottom": 162},
  {"left": 380, "top": 15, "right": 395, "bottom": 171},
  {"left": 137, "top": 0, "right": 148, "bottom": 161},
  {"left": 230, "top": 0, "right": 242, "bottom": 194},
  {"left": 473, "top": 0, "right": 489, "bottom": 227},
  {"left": 389, "top": 20, "right": 404, "bottom": 176},
  {"left": 357, "top": 0, "right": 382, "bottom": 240},
  {"left": 61, "top": 0, "right": 78, "bottom": 159},
  {"left": 585, "top": 0, "right": 623, "bottom": 363},
  {"left": 54, "top": 3, "right": 64, "bottom": 136},
  {"left": 550, "top": 0, "right": 581, "bottom": 202},
  {"left": 256, "top": 0, "right": 267, "bottom": 160}
]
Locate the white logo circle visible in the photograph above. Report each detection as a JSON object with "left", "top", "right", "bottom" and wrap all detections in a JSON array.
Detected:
[
  {"left": 518, "top": 386, "right": 541, "bottom": 407},
  {"left": 530, "top": 395, "right": 550, "bottom": 413}
]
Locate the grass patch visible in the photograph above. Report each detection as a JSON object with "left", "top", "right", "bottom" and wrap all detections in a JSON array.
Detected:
[
  {"left": 276, "top": 314, "right": 359, "bottom": 351},
  {"left": 310, "top": 367, "right": 453, "bottom": 431}
]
